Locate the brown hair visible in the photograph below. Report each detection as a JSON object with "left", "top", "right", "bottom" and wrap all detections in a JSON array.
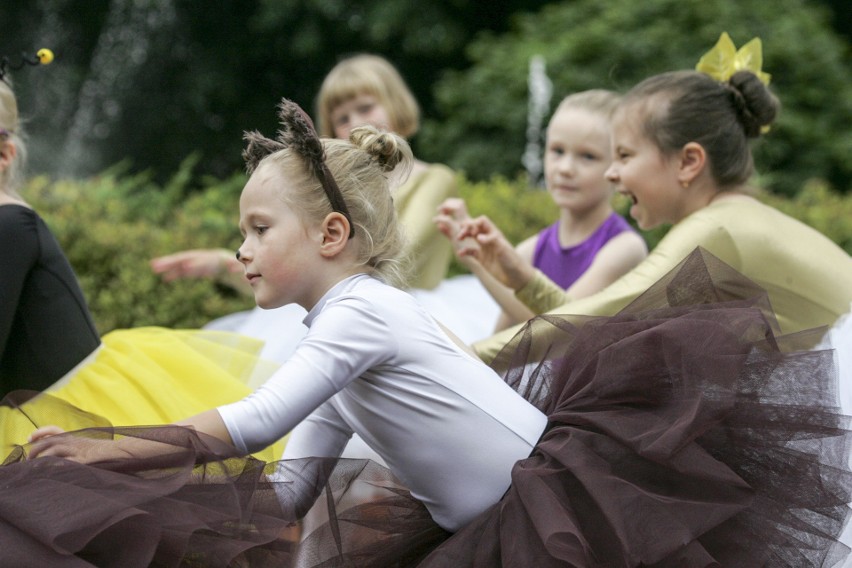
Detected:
[
  {"left": 621, "top": 70, "right": 780, "bottom": 188},
  {"left": 316, "top": 54, "right": 420, "bottom": 139}
]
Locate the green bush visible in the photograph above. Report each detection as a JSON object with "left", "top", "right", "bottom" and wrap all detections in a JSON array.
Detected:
[
  {"left": 24, "top": 164, "right": 254, "bottom": 334},
  {"left": 24, "top": 169, "right": 852, "bottom": 332},
  {"left": 418, "top": 0, "right": 852, "bottom": 197}
]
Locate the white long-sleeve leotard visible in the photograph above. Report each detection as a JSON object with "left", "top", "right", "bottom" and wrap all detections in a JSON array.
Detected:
[{"left": 217, "top": 274, "right": 547, "bottom": 531}]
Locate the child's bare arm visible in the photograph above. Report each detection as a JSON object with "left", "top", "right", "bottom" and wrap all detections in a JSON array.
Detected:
[{"left": 562, "top": 232, "right": 648, "bottom": 301}]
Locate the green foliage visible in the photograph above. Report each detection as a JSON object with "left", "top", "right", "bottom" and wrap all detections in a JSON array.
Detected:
[
  {"left": 420, "top": 0, "right": 852, "bottom": 196},
  {"left": 23, "top": 164, "right": 253, "bottom": 334},
  {"left": 1, "top": 0, "right": 553, "bottom": 183},
  {"left": 24, "top": 168, "right": 851, "bottom": 332}
]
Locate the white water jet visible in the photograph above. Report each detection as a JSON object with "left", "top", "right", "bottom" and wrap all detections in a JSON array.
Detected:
[
  {"left": 58, "top": 0, "right": 177, "bottom": 178},
  {"left": 521, "top": 55, "right": 552, "bottom": 188}
]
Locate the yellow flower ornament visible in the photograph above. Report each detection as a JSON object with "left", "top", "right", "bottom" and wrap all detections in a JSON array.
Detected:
[{"left": 695, "top": 32, "right": 770, "bottom": 85}]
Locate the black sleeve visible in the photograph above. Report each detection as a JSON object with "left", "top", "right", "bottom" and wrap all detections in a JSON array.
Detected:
[{"left": 0, "top": 207, "right": 39, "bottom": 363}]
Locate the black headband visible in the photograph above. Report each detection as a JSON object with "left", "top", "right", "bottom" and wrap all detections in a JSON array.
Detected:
[{"left": 242, "top": 98, "right": 354, "bottom": 239}]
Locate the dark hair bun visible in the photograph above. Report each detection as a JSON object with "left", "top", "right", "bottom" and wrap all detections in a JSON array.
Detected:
[{"left": 727, "top": 71, "right": 780, "bottom": 138}]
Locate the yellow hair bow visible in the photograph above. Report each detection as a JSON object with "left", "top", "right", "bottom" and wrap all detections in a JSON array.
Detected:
[{"left": 695, "top": 32, "right": 770, "bottom": 85}]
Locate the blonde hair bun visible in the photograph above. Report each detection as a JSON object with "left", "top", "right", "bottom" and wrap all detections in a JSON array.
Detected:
[{"left": 348, "top": 125, "right": 412, "bottom": 173}]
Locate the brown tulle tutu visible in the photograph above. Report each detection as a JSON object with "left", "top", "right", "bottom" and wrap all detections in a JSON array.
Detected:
[{"left": 2, "top": 248, "right": 850, "bottom": 567}]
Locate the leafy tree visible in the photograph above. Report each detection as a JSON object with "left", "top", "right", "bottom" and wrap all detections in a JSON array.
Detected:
[
  {"left": 419, "top": 0, "right": 852, "bottom": 196},
  {"left": 0, "top": 0, "right": 550, "bottom": 183}
]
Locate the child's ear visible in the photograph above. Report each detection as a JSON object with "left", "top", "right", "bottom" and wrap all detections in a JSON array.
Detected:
[
  {"left": 319, "top": 212, "right": 352, "bottom": 257},
  {"left": 678, "top": 142, "right": 706, "bottom": 187}
]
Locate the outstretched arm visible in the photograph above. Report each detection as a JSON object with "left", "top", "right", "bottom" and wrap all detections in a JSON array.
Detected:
[
  {"left": 29, "top": 293, "right": 399, "bottom": 464},
  {"left": 435, "top": 201, "right": 536, "bottom": 329},
  {"left": 450, "top": 213, "right": 647, "bottom": 314},
  {"left": 559, "top": 231, "right": 648, "bottom": 301},
  {"left": 473, "top": 215, "right": 739, "bottom": 363},
  {"left": 27, "top": 409, "right": 235, "bottom": 463},
  {"left": 454, "top": 215, "right": 538, "bottom": 291},
  {"left": 151, "top": 248, "right": 250, "bottom": 295}
]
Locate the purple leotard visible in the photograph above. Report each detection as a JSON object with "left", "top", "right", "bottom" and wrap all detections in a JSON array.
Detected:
[{"left": 531, "top": 212, "right": 634, "bottom": 289}]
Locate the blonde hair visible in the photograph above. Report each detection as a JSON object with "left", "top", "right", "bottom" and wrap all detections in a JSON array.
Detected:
[
  {"left": 260, "top": 125, "right": 413, "bottom": 288},
  {"left": 0, "top": 80, "right": 26, "bottom": 197},
  {"left": 316, "top": 54, "right": 420, "bottom": 139},
  {"left": 554, "top": 89, "right": 621, "bottom": 120}
]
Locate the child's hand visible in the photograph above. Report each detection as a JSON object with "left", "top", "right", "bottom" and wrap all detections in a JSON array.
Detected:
[
  {"left": 27, "top": 428, "right": 122, "bottom": 463},
  {"left": 434, "top": 198, "right": 481, "bottom": 264},
  {"left": 27, "top": 429, "right": 169, "bottom": 465},
  {"left": 151, "top": 248, "right": 237, "bottom": 282},
  {"left": 434, "top": 198, "right": 468, "bottom": 240},
  {"left": 28, "top": 425, "right": 66, "bottom": 444},
  {"left": 456, "top": 216, "right": 536, "bottom": 291}
]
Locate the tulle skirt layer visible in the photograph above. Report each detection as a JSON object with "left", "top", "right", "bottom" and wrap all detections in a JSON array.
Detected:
[
  {"left": 1, "top": 248, "right": 850, "bottom": 567},
  {"left": 0, "top": 417, "right": 446, "bottom": 567},
  {"left": 2, "top": 328, "right": 285, "bottom": 461},
  {"left": 421, "top": 248, "right": 852, "bottom": 567}
]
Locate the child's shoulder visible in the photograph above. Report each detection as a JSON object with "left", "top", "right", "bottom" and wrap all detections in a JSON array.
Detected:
[
  {"left": 0, "top": 203, "right": 39, "bottom": 235},
  {"left": 325, "top": 275, "right": 417, "bottom": 314},
  {"left": 424, "top": 163, "right": 456, "bottom": 178},
  {"left": 408, "top": 162, "right": 456, "bottom": 189},
  {"left": 315, "top": 275, "right": 432, "bottom": 340},
  {"left": 0, "top": 202, "right": 35, "bottom": 218}
]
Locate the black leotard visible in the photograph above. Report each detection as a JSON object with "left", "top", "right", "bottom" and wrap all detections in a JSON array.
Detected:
[{"left": 0, "top": 204, "right": 100, "bottom": 395}]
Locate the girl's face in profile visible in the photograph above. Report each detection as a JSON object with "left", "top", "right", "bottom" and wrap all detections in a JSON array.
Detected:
[
  {"left": 330, "top": 93, "right": 392, "bottom": 140},
  {"left": 605, "top": 106, "right": 684, "bottom": 230},
  {"left": 236, "top": 163, "right": 323, "bottom": 310}
]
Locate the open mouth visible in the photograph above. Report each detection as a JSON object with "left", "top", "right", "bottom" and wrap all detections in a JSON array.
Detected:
[{"left": 617, "top": 189, "right": 638, "bottom": 204}]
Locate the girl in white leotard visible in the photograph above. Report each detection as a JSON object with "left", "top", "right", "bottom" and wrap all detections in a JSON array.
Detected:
[{"left": 29, "top": 99, "right": 546, "bottom": 534}]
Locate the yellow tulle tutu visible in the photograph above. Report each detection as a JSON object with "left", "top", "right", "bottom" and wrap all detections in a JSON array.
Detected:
[{"left": 2, "top": 327, "right": 286, "bottom": 461}]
